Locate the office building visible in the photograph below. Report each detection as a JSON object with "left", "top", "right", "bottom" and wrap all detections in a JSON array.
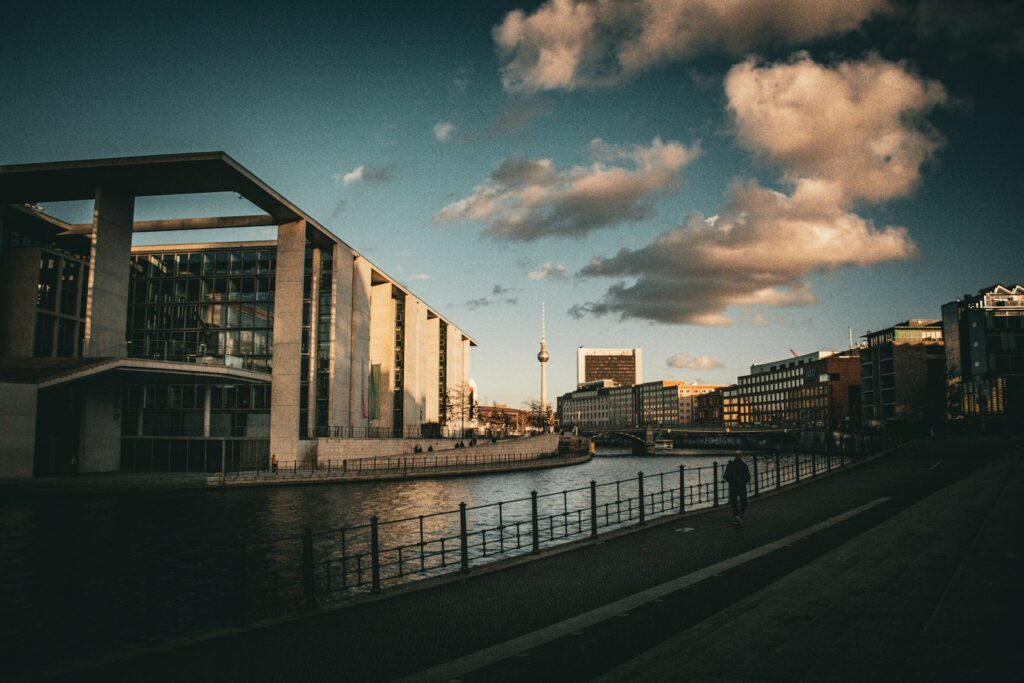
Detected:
[
  {"left": 576, "top": 347, "right": 642, "bottom": 387},
  {"left": 556, "top": 379, "right": 721, "bottom": 431},
  {"left": 941, "top": 284, "right": 1024, "bottom": 426},
  {"left": 0, "top": 152, "right": 475, "bottom": 478},
  {"left": 860, "top": 320, "right": 944, "bottom": 428},
  {"left": 735, "top": 350, "right": 861, "bottom": 429}
]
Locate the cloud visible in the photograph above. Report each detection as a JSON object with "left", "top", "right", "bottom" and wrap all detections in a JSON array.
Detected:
[
  {"left": 329, "top": 198, "right": 348, "bottom": 220},
  {"left": 465, "top": 286, "right": 518, "bottom": 310},
  {"left": 571, "top": 178, "right": 917, "bottom": 325},
  {"left": 434, "top": 137, "right": 699, "bottom": 240},
  {"left": 334, "top": 164, "right": 396, "bottom": 186},
  {"left": 527, "top": 262, "right": 568, "bottom": 280},
  {"left": 725, "top": 53, "right": 947, "bottom": 203},
  {"left": 433, "top": 121, "right": 455, "bottom": 142},
  {"left": 667, "top": 353, "right": 723, "bottom": 370},
  {"left": 493, "top": 0, "right": 889, "bottom": 92},
  {"left": 409, "top": 273, "right": 431, "bottom": 281}
]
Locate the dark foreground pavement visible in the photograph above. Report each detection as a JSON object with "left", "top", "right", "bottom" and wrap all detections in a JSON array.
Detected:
[{"left": 37, "top": 437, "right": 1021, "bottom": 682}]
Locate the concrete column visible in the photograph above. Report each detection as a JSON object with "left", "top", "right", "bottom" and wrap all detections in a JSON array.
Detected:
[
  {"left": 328, "top": 244, "right": 355, "bottom": 428},
  {"left": 423, "top": 316, "right": 440, "bottom": 423},
  {"left": 83, "top": 187, "right": 134, "bottom": 357},
  {"left": 78, "top": 379, "right": 122, "bottom": 473},
  {"left": 348, "top": 257, "right": 372, "bottom": 428},
  {"left": 368, "top": 282, "right": 395, "bottom": 430},
  {"left": 306, "top": 248, "right": 321, "bottom": 439},
  {"left": 403, "top": 295, "right": 427, "bottom": 431},
  {"left": 269, "top": 220, "right": 306, "bottom": 460},
  {"left": 0, "top": 247, "right": 41, "bottom": 357},
  {"left": 0, "top": 382, "right": 37, "bottom": 478}
]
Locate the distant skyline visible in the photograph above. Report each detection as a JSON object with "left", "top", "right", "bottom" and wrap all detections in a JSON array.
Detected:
[{"left": 2, "top": 0, "right": 1021, "bottom": 407}]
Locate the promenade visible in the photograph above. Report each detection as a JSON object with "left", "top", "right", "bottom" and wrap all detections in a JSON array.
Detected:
[{"left": 41, "top": 436, "right": 1021, "bottom": 682}]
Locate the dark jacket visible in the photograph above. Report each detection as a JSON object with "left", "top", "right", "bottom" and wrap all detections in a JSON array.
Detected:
[{"left": 723, "top": 458, "right": 750, "bottom": 487}]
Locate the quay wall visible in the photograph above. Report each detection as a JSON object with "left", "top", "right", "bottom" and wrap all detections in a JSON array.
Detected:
[{"left": 314, "top": 433, "right": 559, "bottom": 461}]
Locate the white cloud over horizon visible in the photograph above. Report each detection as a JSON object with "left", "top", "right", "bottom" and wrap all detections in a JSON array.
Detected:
[
  {"left": 334, "top": 163, "right": 396, "bottom": 186},
  {"left": 494, "top": 0, "right": 889, "bottom": 92},
  {"left": 527, "top": 262, "right": 568, "bottom": 280},
  {"left": 434, "top": 137, "right": 699, "bottom": 240},
  {"left": 667, "top": 353, "right": 723, "bottom": 370}
]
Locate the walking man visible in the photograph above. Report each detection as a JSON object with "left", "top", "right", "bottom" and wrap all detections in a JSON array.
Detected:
[{"left": 723, "top": 452, "right": 750, "bottom": 526}]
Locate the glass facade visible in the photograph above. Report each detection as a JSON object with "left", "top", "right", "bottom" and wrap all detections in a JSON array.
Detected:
[
  {"left": 35, "top": 249, "right": 89, "bottom": 357},
  {"left": 438, "top": 320, "right": 448, "bottom": 424},
  {"left": 393, "top": 295, "right": 405, "bottom": 436},
  {"left": 127, "top": 247, "right": 276, "bottom": 371}
]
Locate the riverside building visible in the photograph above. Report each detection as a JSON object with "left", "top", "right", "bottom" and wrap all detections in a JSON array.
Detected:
[
  {"left": 941, "top": 284, "right": 1024, "bottom": 427},
  {"left": 556, "top": 380, "right": 721, "bottom": 432},
  {"left": 860, "top": 320, "right": 945, "bottom": 429},
  {"left": 0, "top": 152, "right": 475, "bottom": 479},
  {"left": 734, "top": 350, "right": 861, "bottom": 429}
]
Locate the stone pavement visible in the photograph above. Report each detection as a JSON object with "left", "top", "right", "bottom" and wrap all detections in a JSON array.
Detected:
[
  {"left": 596, "top": 450, "right": 1024, "bottom": 682},
  {"left": 43, "top": 437, "right": 1020, "bottom": 682}
]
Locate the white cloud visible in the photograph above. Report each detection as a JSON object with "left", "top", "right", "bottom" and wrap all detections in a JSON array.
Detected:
[
  {"left": 725, "top": 53, "right": 947, "bottom": 203},
  {"left": 434, "top": 137, "right": 699, "bottom": 240},
  {"left": 527, "top": 262, "right": 568, "bottom": 280},
  {"left": 667, "top": 353, "right": 722, "bottom": 370},
  {"left": 494, "top": 0, "right": 889, "bottom": 92},
  {"left": 433, "top": 121, "right": 455, "bottom": 142},
  {"left": 571, "top": 179, "right": 917, "bottom": 325},
  {"left": 409, "top": 273, "right": 431, "bottom": 281},
  {"left": 334, "top": 164, "right": 395, "bottom": 186}
]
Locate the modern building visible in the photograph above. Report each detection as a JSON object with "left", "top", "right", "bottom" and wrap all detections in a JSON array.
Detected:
[
  {"left": 694, "top": 388, "right": 724, "bottom": 428},
  {"left": 556, "top": 379, "right": 721, "bottom": 432},
  {"left": 734, "top": 350, "right": 861, "bottom": 429},
  {"left": 941, "top": 284, "right": 1024, "bottom": 427},
  {"left": 860, "top": 320, "right": 945, "bottom": 429},
  {"left": 677, "top": 384, "right": 726, "bottom": 425},
  {"left": 0, "top": 152, "right": 475, "bottom": 479},
  {"left": 576, "top": 347, "right": 642, "bottom": 387}
]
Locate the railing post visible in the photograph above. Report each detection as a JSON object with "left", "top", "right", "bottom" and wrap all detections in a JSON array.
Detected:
[
  {"left": 231, "top": 542, "right": 248, "bottom": 626},
  {"left": 679, "top": 464, "right": 686, "bottom": 514},
  {"left": 753, "top": 454, "right": 760, "bottom": 497},
  {"left": 370, "top": 516, "right": 381, "bottom": 594},
  {"left": 302, "top": 527, "right": 316, "bottom": 609},
  {"left": 590, "top": 480, "right": 598, "bottom": 537},
  {"left": 459, "top": 502, "right": 470, "bottom": 573},
  {"left": 638, "top": 472, "right": 645, "bottom": 525},
  {"left": 775, "top": 454, "right": 781, "bottom": 490},
  {"left": 713, "top": 461, "right": 719, "bottom": 507},
  {"left": 531, "top": 491, "right": 540, "bottom": 553},
  {"left": 812, "top": 451, "right": 817, "bottom": 476},
  {"left": 795, "top": 453, "right": 801, "bottom": 482}
]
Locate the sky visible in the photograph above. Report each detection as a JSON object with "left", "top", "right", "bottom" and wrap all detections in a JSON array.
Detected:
[{"left": 1, "top": 0, "right": 1022, "bottom": 408}]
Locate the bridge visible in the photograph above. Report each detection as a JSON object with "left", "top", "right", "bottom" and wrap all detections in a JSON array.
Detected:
[{"left": 584, "top": 425, "right": 794, "bottom": 453}]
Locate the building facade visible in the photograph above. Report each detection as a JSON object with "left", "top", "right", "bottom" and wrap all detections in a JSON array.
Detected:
[
  {"left": 941, "top": 284, "right": 1024, "bottom": 428},
  {"left": 734, "top": 351, "right": 861, "bottom": 429},
  {"left": 860, "top": 320, "right": 945, "bottom": 429},
  {"left": 0, "top": 153, "right": 475, "bottom": 478},
  {"left": 576, "top": 347, "right": 642, "bottom": 387},
  {"left": 556, "top": 380, "right": 721, "bottom": 432}
]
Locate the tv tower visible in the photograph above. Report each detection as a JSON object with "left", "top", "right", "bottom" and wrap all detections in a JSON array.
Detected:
[{"left": 538, "top": 302, "right": 550, "bottom": 419}]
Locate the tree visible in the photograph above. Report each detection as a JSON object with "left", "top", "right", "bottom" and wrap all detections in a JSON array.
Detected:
[
  {"left": 443, "top": 382, "right": 474, "bottom": 436},
  {"left": 522, "top": 400, "right": 554, "bottom": 432}
]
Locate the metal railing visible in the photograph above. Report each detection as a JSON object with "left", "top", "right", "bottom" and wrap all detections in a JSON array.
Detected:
[
  {"left": 248, "top": 449, "right": 573, "bottom": 478},
  {"left": 23, "top": 436, "right": 897, "bottom": 665}
]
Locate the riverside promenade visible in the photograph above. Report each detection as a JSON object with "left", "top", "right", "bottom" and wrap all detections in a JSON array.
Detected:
[{"left": 42, "top": 436, "right": 1021, "bottom": 681}]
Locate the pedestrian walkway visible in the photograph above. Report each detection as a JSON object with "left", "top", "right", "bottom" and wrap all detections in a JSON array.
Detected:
[{"left": 596, "top": 452, "right": 1024, "bottom": 681}]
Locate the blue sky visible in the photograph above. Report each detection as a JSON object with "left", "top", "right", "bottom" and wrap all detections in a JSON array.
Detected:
[{"left": 2, "top": 0, "right": 1021, "bottom": 407}]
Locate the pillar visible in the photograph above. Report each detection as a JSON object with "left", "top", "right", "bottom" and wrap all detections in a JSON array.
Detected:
[
  {"left": 368, "top": 282, "right": 395, "bottom": 431},
  {"left": 0, "top": 247, "right": 40, "bottom": 357},
  {"left": 83, "top": 187, "right": 135, "bottom": 357},
  {"left": 328, "top": 244, "right": 355, "bottom": 429},
  {"left": 269, "top": 219, "right": 306, "bottom": 460},
  {"left": 0, "top": 383, "right": 37, "bottom": 478}
]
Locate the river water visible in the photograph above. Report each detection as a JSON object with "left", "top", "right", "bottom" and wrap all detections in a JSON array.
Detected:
[{"left": 1, "top": 446, "right": 778, "bottom": 670}]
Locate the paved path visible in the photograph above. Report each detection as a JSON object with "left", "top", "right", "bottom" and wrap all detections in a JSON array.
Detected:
[{"left": 43, "top": 437, "right": 1019, "bottom": 682}]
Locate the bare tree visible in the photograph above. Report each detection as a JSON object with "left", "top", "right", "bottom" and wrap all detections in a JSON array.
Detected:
[{"left": 522, "top": 400, "right": 554, "bottom": 432}]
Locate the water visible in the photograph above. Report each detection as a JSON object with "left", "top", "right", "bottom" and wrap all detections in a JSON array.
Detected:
[{"left": 0, "top": 446, "right": 764, "bottom": 671}]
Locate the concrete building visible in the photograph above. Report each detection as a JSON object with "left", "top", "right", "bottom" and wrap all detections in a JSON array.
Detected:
[
  {"left": 735, "top": 350, "right": 861, "bottom": 429},
  {"left": 860, "top": 320, "right": 945, "bottom": 429},
  {"left": 941, "top": 284, "right": 1024, "bottom": 428},
  {"left": 694, "top": 388, "right": 724, "bottom": 428},
  {"left": 556, "top": 379, "right": 721, "bottom": 432},
  {"left": 576, "top": 347, "right": 642, "bottom": 387},
  {"left": 0, "top": 152, "right": 475, "bottom": 479},
  {"left": 677, "top": 384, "right": 726, "bottom": 425}
]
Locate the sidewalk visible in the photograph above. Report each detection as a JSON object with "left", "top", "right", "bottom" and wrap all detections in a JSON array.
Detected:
[{"left": 596, "top": 451, "right": 1024, "bottom": 681}]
